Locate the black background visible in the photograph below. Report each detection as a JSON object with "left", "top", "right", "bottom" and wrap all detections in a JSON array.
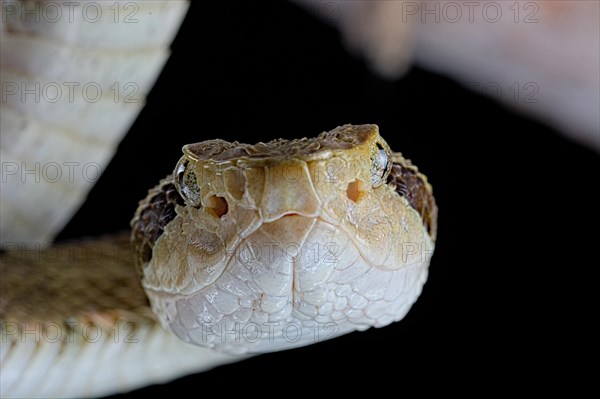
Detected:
[{"left": 56, "top": 1, "right": 597, "bottom": 395}]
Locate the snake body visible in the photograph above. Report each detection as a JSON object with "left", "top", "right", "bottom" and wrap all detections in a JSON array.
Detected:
[{"left": 0, "top": 0, "right": 190, "bottom": 246}]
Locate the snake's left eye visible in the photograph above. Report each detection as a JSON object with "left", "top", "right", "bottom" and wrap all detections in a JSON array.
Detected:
[
  {"left": 370, "top": 141, "right": 391, "bottom": 187},
  {"left": 175, "top": 157, "right": 201, "bottom": 207}
]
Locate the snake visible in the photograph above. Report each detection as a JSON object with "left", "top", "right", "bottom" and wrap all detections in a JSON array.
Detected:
[
  {"left": 0, "top": 2, "right": 437, "bottom": 398},
  {"left": 1, "top": 124, "right": 437, "bottom": 397}
]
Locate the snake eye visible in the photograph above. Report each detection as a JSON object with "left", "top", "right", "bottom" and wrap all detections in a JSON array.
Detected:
[
  {"left": 370, "top": 141, "right": 391, "bottom": 187},
  {"left": 175, "top": 157, "right": 201, "bottom": 207}
]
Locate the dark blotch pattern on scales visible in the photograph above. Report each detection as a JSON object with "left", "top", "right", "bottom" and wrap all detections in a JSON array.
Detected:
[
  {"left": 131, "top": 177, "right": 183, "bottom": 270},
  {"left": 387, "top": 158, "right": 437, "bottom": 241}
]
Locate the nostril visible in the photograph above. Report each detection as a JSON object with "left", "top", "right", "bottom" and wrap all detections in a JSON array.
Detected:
[
  {"left": 206, "top": 195, "right": 228, "bottom": 218},
  {"left": 282, "top": 213, "right": 300, "bottom": 218},
  {"left": 347, "top": 179, "right": 366, "bottom": 203}
]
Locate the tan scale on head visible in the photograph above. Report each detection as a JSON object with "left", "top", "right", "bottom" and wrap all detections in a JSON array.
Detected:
[{"left": 131, "top": 124, "right": 437, "bottom": 354}]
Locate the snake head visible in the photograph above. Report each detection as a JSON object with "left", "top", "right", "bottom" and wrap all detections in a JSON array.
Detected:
[{"left": 131, "top": 124, "right": 437, "bottom": 354}]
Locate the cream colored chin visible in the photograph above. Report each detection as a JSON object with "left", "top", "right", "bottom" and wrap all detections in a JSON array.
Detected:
[{"left": 144, "top": 215, "right": 433, "bottom": 355}]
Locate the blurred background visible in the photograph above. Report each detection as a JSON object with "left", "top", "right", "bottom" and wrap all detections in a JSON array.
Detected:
[{"left": 49, "top": 1, "right": 597, "bottom": 396}]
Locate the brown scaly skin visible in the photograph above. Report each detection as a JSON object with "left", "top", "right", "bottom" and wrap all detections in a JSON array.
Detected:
[{"left": 387, "top": 154, "right": 437, "bottom": 241}]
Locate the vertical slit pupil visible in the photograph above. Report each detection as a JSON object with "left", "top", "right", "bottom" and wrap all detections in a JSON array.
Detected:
[
  {"left": 371, "top": 142, "right": 389, "bottom": 186},
  {"left": 177, "top": 160, "right": 188, "bottom": 191}
]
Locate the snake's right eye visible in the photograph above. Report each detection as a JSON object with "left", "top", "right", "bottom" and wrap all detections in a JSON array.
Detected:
[
  {"left": 175, "top": 158, "right": 201, "bottom": 207},
  {"left": 370, "top": 141, "right": 392, "bottom": 187}
]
